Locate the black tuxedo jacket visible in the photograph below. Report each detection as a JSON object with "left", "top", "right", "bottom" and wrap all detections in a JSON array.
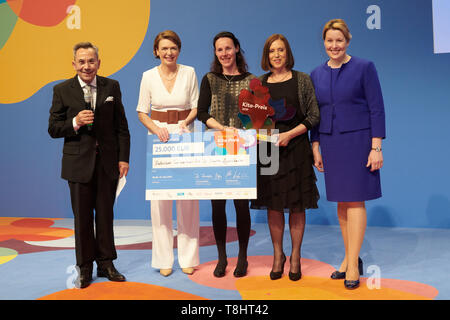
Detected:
[{"left": 48, "top": 75, "right": 130, "bottom": 183}]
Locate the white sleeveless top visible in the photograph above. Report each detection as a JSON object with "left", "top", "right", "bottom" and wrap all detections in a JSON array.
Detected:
[{"left": 136, "top": 64, "right": 199, "bottom": 114}]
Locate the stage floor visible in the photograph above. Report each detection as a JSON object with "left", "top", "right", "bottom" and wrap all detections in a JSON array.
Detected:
[{"left": 0, "top": 217, "right": 448, "bottom": 300}]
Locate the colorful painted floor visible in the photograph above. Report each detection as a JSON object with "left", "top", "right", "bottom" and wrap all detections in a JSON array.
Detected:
[{"left": 0, "top": 217, "right": 448, "bottom": 300}]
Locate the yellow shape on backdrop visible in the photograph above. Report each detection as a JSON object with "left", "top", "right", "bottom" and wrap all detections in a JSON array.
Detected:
[
  {"left": 0, "top": 0, "right": 150, "bottom": 103},
  {"left": 236, "top": 275, "right": 434, "bottom": 300},
  {"left": 0, "top": 248, "right": 18, "bottom": 265}
]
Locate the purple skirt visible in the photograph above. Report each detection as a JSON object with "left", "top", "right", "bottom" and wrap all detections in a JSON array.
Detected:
[{"left": 320, "top": 119, "right": 381, "bottom": 202}]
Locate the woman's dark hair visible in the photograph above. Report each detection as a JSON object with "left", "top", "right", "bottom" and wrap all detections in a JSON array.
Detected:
[
  {"left": 210, "top": 31, "right": 248, "bottom": 74},
  {"left": 261, "top": 34, "right": 295, "bottom": 71}
]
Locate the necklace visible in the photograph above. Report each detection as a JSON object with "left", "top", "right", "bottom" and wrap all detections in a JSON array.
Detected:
[
  {"left": 158, "top": 65, "right": 179, "bottom": 81},
  {"left": 223, "top": 74, "right": 236, "bottom": 83},
  {"left": 270, "top": 71, "right": 291, "bottom": 83}
]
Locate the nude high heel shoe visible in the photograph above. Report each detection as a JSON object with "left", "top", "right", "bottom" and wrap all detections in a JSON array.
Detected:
[
  {"left": 160, "top": 268, "right": 172, "bottom": 277},
  {"left": 182, "top": 267, "right": 194, "bottom": 275}
]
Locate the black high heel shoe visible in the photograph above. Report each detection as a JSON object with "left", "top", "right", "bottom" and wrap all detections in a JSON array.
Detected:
[
  {"left": 330, "top": 257, "right": 363, "bottom": 279},
  {"left": 270, "top": 253, "right": 286, "bottom": 280},
  {"left": 213, "top": 259, "right": 228, "bottom": 278},
  {"left": 344, "top": 258, "right": 364, "bottom": 290},
  {"left": 344, "top": 279, "right": 360, "bottom": 289},
  {"left": 233, "top": 258, "right": 248, "bottom": 277},
  {"left": 288, "top": 257, "right": 302, "bottom": 281},
  {"left": 330, "top": 270, "right": 346, "bottom": 279},
  {"left": 358, "top": 257, "right": 363, "bottom": 275}
]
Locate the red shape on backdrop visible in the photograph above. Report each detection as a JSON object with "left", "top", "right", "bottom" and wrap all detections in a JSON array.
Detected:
[
  {"left": 238, "top": 78, "right": 275, "bottom": 129},
  {"left": 7, "top": 0, "right": 77, "bottom": 27}
]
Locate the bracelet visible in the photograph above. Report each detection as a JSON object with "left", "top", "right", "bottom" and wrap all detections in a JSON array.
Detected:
[{"left": 371, "top": 147, "right": 382, "bottom": 152}]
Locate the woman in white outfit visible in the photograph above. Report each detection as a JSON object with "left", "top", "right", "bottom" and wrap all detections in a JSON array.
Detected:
[{"left": 137, "top": 30, "right": 200, "bottom": 276}]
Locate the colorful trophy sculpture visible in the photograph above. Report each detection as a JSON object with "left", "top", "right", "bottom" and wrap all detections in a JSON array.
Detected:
[
  {"left": 238, "top": 78, "right": 275, "bottom": 130},
  {"left": 238, "top": 78, "right": 296, "bottom": 140}
]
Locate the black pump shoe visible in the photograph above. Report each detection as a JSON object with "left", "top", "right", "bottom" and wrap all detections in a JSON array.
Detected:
[
  {"left": 344, "top": 258, "right": 363, "bottom": 290},
  {"left": 288, "top": 270, "right": 302, "bottom": 281},
  {"left": 233, "top": 259, "right": 248, "bottom": 277},
  {"left": 330, "top": 257, "right": 363, "bottom": 279},
  {"left": 330, "top": 270, "right": 346, "bottom": 279},
  {"left": 213, "top": 260, "right": 228, "bottom": 278},
  {"left": 270, "top": 253, "right": 286, "bottom": 280},
  {"left": 344, "top": 279, "right": 360, "bottom": 290},
  {"left": 288, "top": 257, "right": 302, "bottom": 281}
]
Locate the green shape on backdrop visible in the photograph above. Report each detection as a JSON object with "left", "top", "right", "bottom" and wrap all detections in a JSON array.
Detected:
[{"left": 0, "top": 2, "right": 18, "bottom": 51}]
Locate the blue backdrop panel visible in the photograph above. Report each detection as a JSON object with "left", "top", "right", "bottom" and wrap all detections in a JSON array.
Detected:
[{"left": 1, "top": 0, "right": 449, "bottom": 229}]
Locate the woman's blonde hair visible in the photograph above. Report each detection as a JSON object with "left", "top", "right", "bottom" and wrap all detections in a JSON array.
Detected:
[{"left": 322, "top": 19, "right": 352, "bottom": 42}]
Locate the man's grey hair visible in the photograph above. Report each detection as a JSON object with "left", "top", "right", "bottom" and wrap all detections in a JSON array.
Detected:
[{"left": 73, "top": 42, "right": 99, "bottom": 60}]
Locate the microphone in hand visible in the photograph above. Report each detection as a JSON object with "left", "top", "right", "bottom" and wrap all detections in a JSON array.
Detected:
[{"left": 84, "top": 87, "right": 94, "bottom": 131}]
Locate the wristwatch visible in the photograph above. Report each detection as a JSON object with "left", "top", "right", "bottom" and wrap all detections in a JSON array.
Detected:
[{"left": 371, "top": 147, "right": 382, "bottom": 152}]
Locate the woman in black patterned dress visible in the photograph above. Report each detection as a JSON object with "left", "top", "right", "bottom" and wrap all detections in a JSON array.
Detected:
[
  {"left": 251, "top": 34, "right": 320, "bottom": 281},
  {"left": 197, "top": 31, "right": 255, "bottom": 278}
]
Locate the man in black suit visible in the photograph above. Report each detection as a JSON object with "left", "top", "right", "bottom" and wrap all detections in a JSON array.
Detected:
[{"left": 48, "top": 42, "right": 130, "bottom": 288}]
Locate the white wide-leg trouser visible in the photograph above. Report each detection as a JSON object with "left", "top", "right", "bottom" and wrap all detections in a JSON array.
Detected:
[
  {"left": 150, "top": 199, "right": 199, "bottom": 269},
  {"left": 149, "top": 118, "right": 199, "bottom": 269}
]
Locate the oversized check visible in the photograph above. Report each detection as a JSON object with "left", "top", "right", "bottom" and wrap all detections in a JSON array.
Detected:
[{"left": 146, "top": 130, "right": 257, "bottom": 200}]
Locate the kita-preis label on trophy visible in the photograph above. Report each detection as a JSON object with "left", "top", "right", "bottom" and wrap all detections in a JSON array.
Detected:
[{"left": 146, "top": 130, "right": 257, "bottom": 200}]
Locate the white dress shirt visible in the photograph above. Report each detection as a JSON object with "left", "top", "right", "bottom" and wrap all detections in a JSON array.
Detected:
[{"left": 73, "top": 76, "right": 97, "bottom": 131}]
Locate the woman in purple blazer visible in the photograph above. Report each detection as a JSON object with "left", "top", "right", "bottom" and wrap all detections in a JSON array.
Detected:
[{"left": 310, "top": 19, "right": 386, "bottom": 290}]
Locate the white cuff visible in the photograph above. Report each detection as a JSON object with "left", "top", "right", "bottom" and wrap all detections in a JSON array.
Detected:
[{"left": 73, "top": 117, "right": 80, "bottom": 132}]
